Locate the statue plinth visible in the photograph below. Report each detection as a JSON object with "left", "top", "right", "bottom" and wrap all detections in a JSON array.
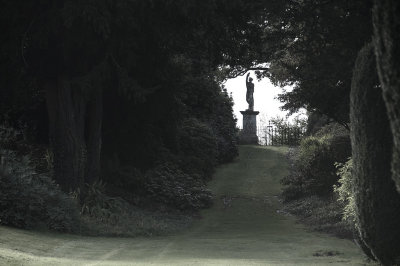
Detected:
[{"left": 239, "top": 110, "right": 259, "bottom": 145}]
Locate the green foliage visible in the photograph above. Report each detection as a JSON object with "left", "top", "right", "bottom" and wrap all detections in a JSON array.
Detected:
[
  {"left": 79, "top": 181, "right": 121, "bottom": 224},
  {"left": 260, "top": 115, "right": 307, "bottom": 146},
  {"left": 282, "top": 196, "right": 352, "bottom": 239},
  {"left": 305, "top": 112, "right": 330, "bottom": 136},
  {"left": 102, "top": 156, "right": 144, "bottom": 194},
  {"left": 207, "top": 88, "right": 238, "bottom": 164},
  {"left": 178, "top": 118, "right": 218, "bottom": 179},
  {"left": 281, "top": 124, "right": 351, "bottom": 201},
  {"left": 260, "top": 0, "right": 373, "bottom": 126},
  {"left": 0, "top": 150, "right": 80, "bottom": 232},
  {"left": 73, "top": 180, "right": 193, "bottom": 237},
  {"left": 271, "top": 115, "right": 307, "bottom": 130},
  {"left": 0, "top": 125, "right": 80, "bottom": 232},
  {"left": 144, "top": 163, "right": 213, "bottom": 210},
  {"left": 334, "top": 158, "right": 357, "bottom": 229}
]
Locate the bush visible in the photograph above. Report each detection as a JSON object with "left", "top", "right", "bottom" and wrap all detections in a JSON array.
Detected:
[
  {"left": 282, "top": 196, "right": 352, "bottom": 239},
  {"left": 78, "top": 181, "right": 130, "bottom": 225},
  {"left": 281, "top": 123, "right": 351, "bottom": 200},
  {"left": 334, "top": 160, "right": 376, "bottom": 260},
  {"left": 210, "top": 89, "right": 238, "bottom": 163},
  {"left": 144, "top": 163, "right": 213, "bottom": 210},
  {"left": 178, "top": 118, "right": 218, "bottom": 179},
  {"left": 0, "top": 149, "right": 80, "bottom": 232},
  {"left": 76, "top": 180, "right": 194, "bottom": 237},
  {"left": 102, "top": 155, "right": 145, "bottom": 193},
  {"left": 215, "top": 132, "right": 238, "bottom": 163},
  {"left": 305, "top": 113, "right": 330, "bottom": 135},
  {"left": 334, "top": 158, "right": 357, "bottom": 230}
]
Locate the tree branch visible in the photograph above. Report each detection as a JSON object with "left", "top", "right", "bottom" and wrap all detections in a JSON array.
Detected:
[{"left": 249, "top": 67, "right": 269, "bottom": 71}]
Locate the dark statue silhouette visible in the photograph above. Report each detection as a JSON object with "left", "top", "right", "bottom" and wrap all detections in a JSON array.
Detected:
[{"left": 246, "top": 73, "right": 254, "bottom": 111}]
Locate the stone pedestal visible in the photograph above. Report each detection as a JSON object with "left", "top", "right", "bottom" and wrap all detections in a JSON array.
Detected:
[{"left": 239, "top": 110, "right": 259, "bottom": 144}]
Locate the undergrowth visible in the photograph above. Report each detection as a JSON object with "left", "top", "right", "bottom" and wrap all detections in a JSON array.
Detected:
[
  {"left": 281, "top": 123, "right": 353, "bottom": 239},
  {"left": 0, "top": 124, "right": 194, "bottom": 236},
  {"left": 334, "top": 158, "right": 357, "bottom": 230},
  {"left": 282, "top": 196, "right": 353, "bottom": 239},
  {"left": 77, "top": 180, "right": 193, "bottom": 237},
  {"left": 0, "top": 149, "right": 80, "bottom": 232},
  {"left": 145, "top": 162, "right": 213, "bottom": 210}
]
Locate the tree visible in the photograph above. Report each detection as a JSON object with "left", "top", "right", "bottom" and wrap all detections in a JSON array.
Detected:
[
  {"left": 5, "top": 1, "right": 157, "bottom": 192},
  {"left": 257, "top": 0, "right": 373, "bottom": 128},
  {"left": 249, "top": 1, "right": 400, "bottom": 262},
  {"left": 2, "top": 0, "right": 273, "bottom": 193},
  {"left": 350, "top": 42, "right": 400, "bottom": 265},
  {"left": 26, "top": 1, "right": 115, "bottom": 192},
  {"left": 373, "top": 0, "right": 400, "bottom": 193}
]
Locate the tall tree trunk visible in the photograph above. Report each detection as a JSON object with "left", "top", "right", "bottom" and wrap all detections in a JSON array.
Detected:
[
  {"left": 373, "top": 0, "right": 400, "bottom": 193},
  {"left": 350, "top": 42, "right": 400, "bottom": 265},
  {"left": 85, "top": 89, "right": 102, "bottom": 185},
  {"left": 46, "top": 77, "right": 87, "bottom": 192}
]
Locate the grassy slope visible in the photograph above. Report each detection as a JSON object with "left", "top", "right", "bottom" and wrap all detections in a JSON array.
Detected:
[{"left": 0, "top": 146, "right": 373, "bottom": 265}]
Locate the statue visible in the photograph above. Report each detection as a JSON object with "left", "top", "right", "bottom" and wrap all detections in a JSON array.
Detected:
[
  {"left": 240, "top": 73, "right": 259, "bottom": 144},
  {"left": 246, "top": 73, "right": 254, "bottom": 111}
]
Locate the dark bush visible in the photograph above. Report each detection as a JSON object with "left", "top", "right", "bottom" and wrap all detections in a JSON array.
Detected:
[
  {"left": 281, "top": 123, "right": 351, "bottom": 201},
  {"left": 305, "top": 113, "right": 330, "bottom": 135},
  {"left": 144, "top": 163, "right": 213, "bottom": 210},
  {"left": 178, "top": 118, "right": 218, "bottom": 179},
  {"left": 0, "top": 150, "right": 80, "bottom": 232},
  {"left": 282, "top": 196, "right": 353, "bottom": 239},
  {"left": 210, "top": 89, "right": 239, "bottom": 163}
]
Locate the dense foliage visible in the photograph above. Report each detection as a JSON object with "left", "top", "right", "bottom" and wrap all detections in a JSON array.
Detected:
[
  {"left": 254, "top": 0, "right": 373, "bottom": 128},
  {"left": 334, "top": 158, "right": 356, "bottom": 229},
  {"left": 0, "top": 1, "right": 262, "bottom": 232},
  {"left": 350, "top": 42, "right": 400, "bottom": 265},
  {"left": 145, "top": 163, "right": 213, "bottom": 210},
  {"left": 0, "top": 152, "right": 80, "bottom": 232},
  {"left": 280, "top": 123, "right": 353, "bottom": 239},
  {"left": 0, "top": 126, "right": 80, "bottom": 231},
  {"left": 1, "top": 0, "right": 268, "bottom": 194},
  {"left": 281, "top": 124, "right": 351, "bottom": 200},
  {"left": 1, "top": 1, "right": 400, "bottom": 263}
]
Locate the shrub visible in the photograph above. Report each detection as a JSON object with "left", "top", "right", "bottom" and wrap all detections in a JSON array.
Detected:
[
  {"left": 215, "top": 132, "right": 238, "bottom": 164},
  {"left": 210, "top": 89, "right": 239, "bottom": 163},
  {"left": 102, "top": 155, "right": 145, "bottom": 193},
  {"left": 0, "top": 149, "right": 80, "bottom": 232},
  {"left": 78, "top": 180, "right": 135, "bottom": 225},
  {"left": 178, "top": 118, "right": 218, "bottom": 179},
  {"left": 282, "top": 196, "right": 352, "bottom": 239},
  {"left": 306, "top": 113, "right": 330, "bottom": 135},
  {"left": 334, "top": 158, "right": 357, "bottom": 229},
  {"left": 281, "top": 123, "right": 351, "bottom": 200},
  {"left": 144, "top": 163, "right": 213, "bottom": 210}
]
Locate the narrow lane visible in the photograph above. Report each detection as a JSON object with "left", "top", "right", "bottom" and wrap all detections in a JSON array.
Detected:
[{"left": 0, "top": 146, "right": 372, "bottom": 265}]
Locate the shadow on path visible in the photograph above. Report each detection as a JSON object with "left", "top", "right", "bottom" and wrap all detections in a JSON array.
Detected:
[{"left": 0, "top": 146, "right": 372, "bottom": 265}]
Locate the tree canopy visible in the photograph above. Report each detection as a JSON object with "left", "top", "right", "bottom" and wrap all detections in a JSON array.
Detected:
[
  {"left": 255, "top": 0, "right": 373, "bottom": 128},
  {"left": 0, "top": 0, "right": 273, "bottom": 192},
  {"left": 1, "top": 1, "right": 400, "bottom": 263}
]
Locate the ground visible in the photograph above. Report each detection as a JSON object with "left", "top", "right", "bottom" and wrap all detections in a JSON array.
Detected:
[{"left": 0, "top": 146, "right": 374, "bottom": 265}]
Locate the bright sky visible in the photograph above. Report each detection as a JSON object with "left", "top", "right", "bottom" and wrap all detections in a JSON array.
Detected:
[{"left": 224, "top": 71, "right": 306, "bottom": 128}]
